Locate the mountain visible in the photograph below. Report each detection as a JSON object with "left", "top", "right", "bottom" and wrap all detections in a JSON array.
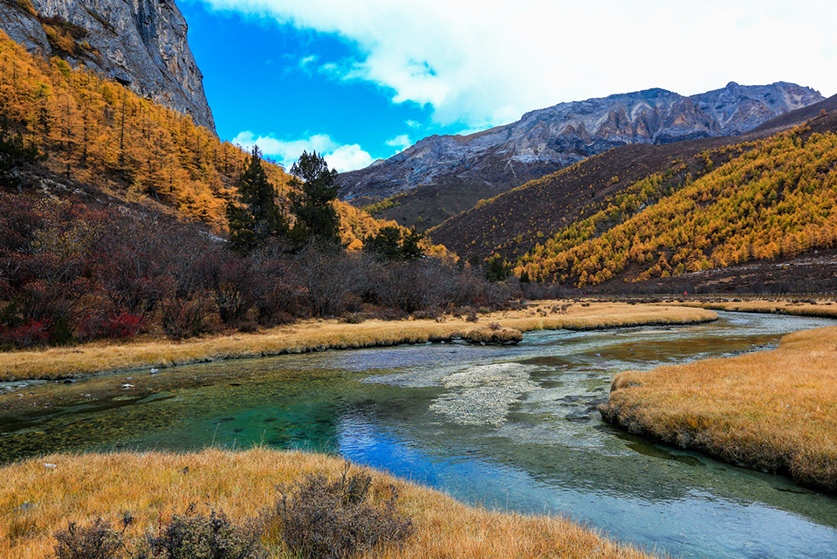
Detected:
[
  {"left": 431, "top": 94, "right": 837, "bottom": 266},
  {"left": 339, "top": 82, "right": 823, "bottom": 229},
  {"left": 0, "top": 0, "right": 214, "bottom": 131},
  {"left": 429, "top": 94, "right": 837, "bottom": 290}
]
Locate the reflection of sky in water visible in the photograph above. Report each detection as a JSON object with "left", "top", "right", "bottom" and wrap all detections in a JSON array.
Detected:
[
  {"left": 337, "top": 402, "right": 837, "bottom": 559},
  {"left": 3, "top": 312, "right": 837, "bottom": 559}
]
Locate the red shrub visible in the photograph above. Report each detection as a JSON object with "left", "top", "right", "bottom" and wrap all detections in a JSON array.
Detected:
[{"left": 0, "top": 319, "right": 50, "bottom": 348}]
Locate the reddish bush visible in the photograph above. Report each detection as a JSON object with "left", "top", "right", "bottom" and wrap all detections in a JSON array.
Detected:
[
  {"left": 106, "top": 312, "right": 143, "bottom": 338},
  {"left": 0, "top": 319, "right": 50, "bottom": 348}
]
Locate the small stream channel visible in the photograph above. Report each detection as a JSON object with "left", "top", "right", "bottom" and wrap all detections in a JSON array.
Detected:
[{"left": 2, "top": 312, "right": 836, "bottom": 558}]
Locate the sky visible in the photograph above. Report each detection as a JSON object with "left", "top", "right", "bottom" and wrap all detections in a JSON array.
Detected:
[{"left": 179, "top": 0, "right": 837, "bottom": 172}]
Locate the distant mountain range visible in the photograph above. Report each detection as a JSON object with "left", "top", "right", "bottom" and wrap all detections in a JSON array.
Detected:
[{"left": 338, "top": 82, "right": 823, "bottom": 229}]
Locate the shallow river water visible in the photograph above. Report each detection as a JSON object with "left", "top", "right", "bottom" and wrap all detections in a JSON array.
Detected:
[{"left": 2, "top": 312, "right": 837, "bottom": 558}]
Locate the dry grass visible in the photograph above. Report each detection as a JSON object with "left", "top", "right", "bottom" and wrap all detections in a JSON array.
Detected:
[
  {"left": 681, "top": 299, "right": 837, "bottom": 319},
  {"left": 0, "top": 448, "right": 659, "bottom": 559},
  {"left": 0, "top": 302, "right": 716, "bottom": 382},
  {"left": 601, "top": 326, "right": 837, "bottom": 492},
  {"left": 461, "top": 326, "right": 524, "bottom": 345}
]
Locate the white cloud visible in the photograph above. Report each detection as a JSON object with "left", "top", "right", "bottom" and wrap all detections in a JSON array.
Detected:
[
  {"left": 385, "top": 134, "right": 412, "bottom": 153},
  {"left": 232, "top": 131, "right": 373, "bottom": 172},
  {"left": 326, "top": 144, "right": 375, "bottom": 172},
  {"left": 203, "top": 0, "right": 837, "bottom": 130}
]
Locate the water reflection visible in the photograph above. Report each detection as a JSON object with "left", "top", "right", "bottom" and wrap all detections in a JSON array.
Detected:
[{"left": 1, "top": 312, "right": 836, "bottom": 559}]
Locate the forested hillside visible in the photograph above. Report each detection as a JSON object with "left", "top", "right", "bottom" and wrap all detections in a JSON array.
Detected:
[
  {"left": 1, "top": 29, "right": 500, "bottom": 350},
  {"left": 0, "top": 30, "right": 394, "bottom": 246},
  {"left": 517, "top": 114, "right": 837, "bottom": 286}
]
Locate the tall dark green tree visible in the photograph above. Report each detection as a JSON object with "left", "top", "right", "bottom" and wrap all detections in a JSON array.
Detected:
[
  {"left": 364, "top": 225, "right": 425, "bottom": 261},
  {"left": 0, "top": 119, "right": 45, "bottom": 190},
  {"left": 226, "top": 146, "right": 287, "bottom": 252},
  {"left": 288, "top": 151, "right": 340, "bottom": 247}
]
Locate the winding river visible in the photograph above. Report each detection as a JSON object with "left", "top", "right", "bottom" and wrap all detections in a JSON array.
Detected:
[{"left": 2, "top": 311, "right": 836, "bottom": 558}]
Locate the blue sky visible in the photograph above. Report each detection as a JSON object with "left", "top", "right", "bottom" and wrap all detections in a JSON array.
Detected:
[
  {"left": 180, "top": 0, "right": 837, "bottom": 173},
  {"left": 181, "top": 0, "right": 461, "bottom": 171}
]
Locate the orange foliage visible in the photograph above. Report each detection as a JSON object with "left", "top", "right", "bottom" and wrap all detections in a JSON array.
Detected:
[{"left": 0, "top": 30, "right": 398, "bottom": 249}]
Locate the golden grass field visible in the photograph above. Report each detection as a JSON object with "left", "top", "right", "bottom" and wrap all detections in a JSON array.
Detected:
[
  {"left": 0, "top": 448, "right": 659, "bottom": 559},
  {"left": 681, "top": 299, "right": 837, "bottom": 319},
  {"left": 1, "top": 301, "right": 717, "bottom": 382},
  {"left": 600, "top": 326, "right": 837, "bottom": 492}
]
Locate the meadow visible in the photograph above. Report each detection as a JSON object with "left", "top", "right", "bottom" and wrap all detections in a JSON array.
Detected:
[
  {"left": 0, "top": 448, "right": 659, "bottom": 559},
  {"left": 601, "top": 325, "right": 837, "bottom": 492}
]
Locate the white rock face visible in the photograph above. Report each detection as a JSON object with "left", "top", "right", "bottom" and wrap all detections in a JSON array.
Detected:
[{"left": 0, "top": 0, "right": 215, "bottom": 132}]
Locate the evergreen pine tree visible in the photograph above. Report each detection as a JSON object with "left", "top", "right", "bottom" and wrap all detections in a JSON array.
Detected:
[
  {"left": 226, "top": 146, "right": 287, "bottom": 252},
  {"left": 288, "top": 151, "right": 340, "bottom": 247},
  {"left": 0, "top": 119, "right": 45, "bottom": 190}
]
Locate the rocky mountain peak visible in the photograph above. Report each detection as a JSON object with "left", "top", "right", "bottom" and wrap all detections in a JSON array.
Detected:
[
  {"left": 337, "top": 82, "right": 823, "bottom": 216},
  {"left": 0, "top": 0, "right": 215, "bottom": 131}
]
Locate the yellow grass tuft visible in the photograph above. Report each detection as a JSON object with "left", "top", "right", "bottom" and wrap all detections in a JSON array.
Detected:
[
  {"left": 461, "top": 326, "right": 524, "bottom": 345},
  {"left": 0, "top": 302, "right": 717, "bottom": 382},
  {"left": 601, "top": 326, "right": 837, "bottom": 492},
  {"left": 0, "top": 449, "right": 659, "bottom": 559}
]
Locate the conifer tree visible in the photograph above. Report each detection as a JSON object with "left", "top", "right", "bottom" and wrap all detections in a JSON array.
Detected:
[
  {"left": 288, "top": 151, "right": 340, "bottom": 248},
  {"left": 226, "top": 146, "right": 287, "bottom": 252},
  {"left": 0, "top": 119, "right": 44, "bottom": 190}
]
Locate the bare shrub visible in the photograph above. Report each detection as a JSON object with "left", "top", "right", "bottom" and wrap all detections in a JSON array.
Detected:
[
  {"left": 139, "top": 504, "right": 266, "bottom": 559},
  {"left": 274, "top": 467, "right": 413, "bottom": 559},
  {"left": 161, "top": 296, "right": 214, "bottom": 339},
  {"left": 53, "top": 518, "right": 125, "bottom": 559}
]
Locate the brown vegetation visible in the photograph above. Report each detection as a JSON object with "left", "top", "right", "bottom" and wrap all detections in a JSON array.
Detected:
[
  {"left": 0, "top": 449, "right": 658, "bottom": 559},
  {"left": 681, "top": 299, "right": 837, "bottom": 319},
  {"left": 600, "top": 326, "right": 837, "bottom": 492}
]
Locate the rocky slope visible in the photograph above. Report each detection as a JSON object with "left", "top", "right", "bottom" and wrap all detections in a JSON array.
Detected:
[
  {"left": 338, "top": 82, "right": 822, "bottom": 227},
  {"left": 0, "top": 0, "right": 214, "bottom": 131}
]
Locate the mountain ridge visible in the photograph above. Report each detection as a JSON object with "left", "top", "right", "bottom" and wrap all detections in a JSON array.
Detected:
[
  {"left": 339, "top": 82, "right": 823, "bottom": 229},
  {"left": 429, "top": 93, "right": 837, "bottom": 266}
]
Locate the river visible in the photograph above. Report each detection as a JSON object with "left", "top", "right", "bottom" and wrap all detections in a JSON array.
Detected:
[{"left": 1, "top": 311, "right": 836, "bottom": 558}]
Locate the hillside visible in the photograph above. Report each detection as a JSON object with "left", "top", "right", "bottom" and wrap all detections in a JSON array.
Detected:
[
  {"left": 340, "top": 82, "right": 823, "bottom": 230},
  {"left": 513, "top": 108, "right": 837, "bottom": 287},
  {"left": 0, "top": 0, "right": 215, "bottom": 130},
  {"left": 518, "top": 118, "right": 837, "bottom": 286},
  {"left": 0, "top": 29, "right": 395, "bottom": 246},
  {"left": 430, "top": 95, "right": 837, "bottom": 262}
]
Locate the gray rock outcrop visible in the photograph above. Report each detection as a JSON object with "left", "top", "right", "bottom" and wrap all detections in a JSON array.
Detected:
[
  {"left": 338, "top": 82, "right": 822, "bottom": 203},
  {"left": 0, "top": 0, "right": 215, "bottom": 132}
]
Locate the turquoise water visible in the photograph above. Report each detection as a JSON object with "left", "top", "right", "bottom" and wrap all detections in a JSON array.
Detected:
[{"left": 2, "top": 312, "right": 836, "bottom": 558}]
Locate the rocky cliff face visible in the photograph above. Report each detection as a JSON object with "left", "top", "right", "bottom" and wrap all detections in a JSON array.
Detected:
[
  {"left": 338, "top": 82, "right": 822, "bottom": 203},
  {"left": 0, "top": 0, "right": 214, "bottom": 131}
]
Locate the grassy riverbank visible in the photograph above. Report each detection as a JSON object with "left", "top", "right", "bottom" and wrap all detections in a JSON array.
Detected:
[
  {"left": 600, "top": 326, "right": 837, "bottom": 492},
  {"left": 0, "top": 448, "right": 658, "bottom": 559},
  {"left": 680, "top": 299, "right": 837, "bottom": 319},
  {"left": 0, "top": 302, "right": 716, "bottom": 382}
]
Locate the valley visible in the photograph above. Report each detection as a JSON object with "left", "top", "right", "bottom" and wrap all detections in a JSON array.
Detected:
[{"left": 1, "top": 1, "right": 836, "bottom": 559}]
